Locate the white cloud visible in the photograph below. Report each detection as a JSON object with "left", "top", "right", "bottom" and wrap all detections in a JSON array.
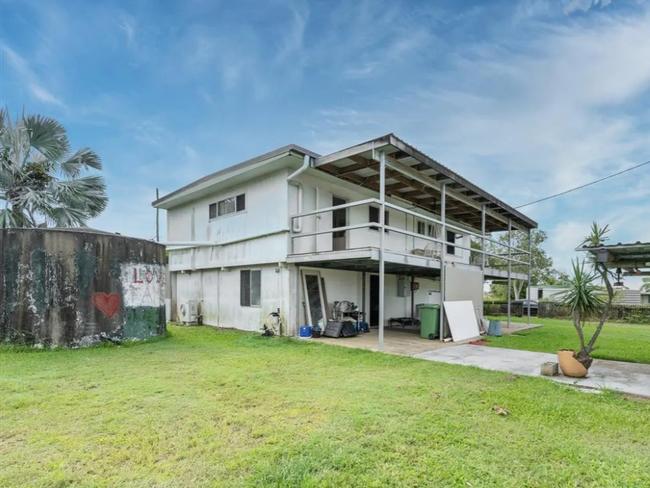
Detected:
[
  {"left": 563, "top": 0, "right": 613, "bottom": 15},
  {"left": 118, "top": 14, "right": 136, "bottom": 46},
  {"left": 546, "top": 220, "right": 591, "bottom": 271},
  {"left": 275, "top": 2, "right": 309, "bottom": 62},
  {"left": 0, "top": 43, "right": 66, "bottom": 109}
]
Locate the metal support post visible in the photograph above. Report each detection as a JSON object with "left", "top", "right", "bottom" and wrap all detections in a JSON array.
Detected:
[
  {"left": 526, "top": 229, "right": 528, "bottom": 325},
  {"left": 439, "top": 183, "right": 447, "bottom": 342},
  {"left": 378, "top": 151, "right": 386, "bottom": 351},
  {"left": 481, "top": 204, "right": 486, "bottom": 271},
  {"left": 507, "top": 219, "right": 512, "bottom": 328}
]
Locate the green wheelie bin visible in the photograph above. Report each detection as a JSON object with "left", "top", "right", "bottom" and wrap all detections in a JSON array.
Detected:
[{"left": 419, "top": 304, "right": 440, "bottom": 340}]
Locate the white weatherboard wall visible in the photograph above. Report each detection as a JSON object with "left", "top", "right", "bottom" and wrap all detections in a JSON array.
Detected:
[
  {"left": 168, "top": 232, "right": 287, "bottom": 271},
  {"left": 174, "top": 264, "right": 294, "bottom": 333},
  {"left": 167, "top": 168, "right": 289, "bottom": 257},
  {"left": 291, "top": 171, "right": 472, "bottom": 263}
]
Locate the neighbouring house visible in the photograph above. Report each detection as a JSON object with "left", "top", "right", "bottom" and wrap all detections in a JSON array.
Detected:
[
  {"left": 153, "top": 134, "right": 536, "bottom": 345},
  {"left": 529, "top": 285, "right": 569, "bottom": 302},
  {"left": 614, "top": 288, "right": 644, "bottom": 306},
  {"left": 530, "top": 285, "right": 650, "bottom": 305},
  {"left": 531, "top": 284, "right": 649, "bottom": 306}
]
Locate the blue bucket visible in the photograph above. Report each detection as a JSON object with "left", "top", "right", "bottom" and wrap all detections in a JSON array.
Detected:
[
  {"left": 487, "top": 320, "right": 502, "bottom": 337},
  {"left": 299, "top": 325, "right": 312, "bottom": 338}
]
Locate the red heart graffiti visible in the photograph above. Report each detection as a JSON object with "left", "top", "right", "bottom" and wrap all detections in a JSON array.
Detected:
[{"left": 93, "top": 292, "right": 121, "bottom": 319}]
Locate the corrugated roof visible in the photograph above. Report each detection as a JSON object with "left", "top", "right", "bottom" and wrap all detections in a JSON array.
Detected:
[{"left": 315, "top": 133, "right": 537, "bottom": 232}]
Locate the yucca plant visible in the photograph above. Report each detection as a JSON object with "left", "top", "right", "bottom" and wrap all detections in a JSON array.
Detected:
[
  {"left": 559, "top": 223, "right": 615, "bottom": 369},
  {"left": 0, "top": 109, "right": 107, "bottom": 228}
]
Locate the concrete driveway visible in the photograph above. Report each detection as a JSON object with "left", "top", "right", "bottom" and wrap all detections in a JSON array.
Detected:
[{"left": 415, "top": 345, "right": 650, "bottom": 398}]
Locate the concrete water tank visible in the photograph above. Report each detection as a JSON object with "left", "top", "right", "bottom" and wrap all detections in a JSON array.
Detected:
[{"left": 0, "top": 228, "right": 167, "bottom": 347}]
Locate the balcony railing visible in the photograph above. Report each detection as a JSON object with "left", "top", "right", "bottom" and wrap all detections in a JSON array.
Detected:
[{"left": 289, "top": 198, "right": 530, "bottom": 267}]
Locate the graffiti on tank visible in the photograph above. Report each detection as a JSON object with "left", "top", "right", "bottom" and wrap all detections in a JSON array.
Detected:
[
  {"left": 92, "top": 292, "right": 121, "bottom": 318},
  {"left": 120, "top": 263, "right": 165, "bottom": 307}
]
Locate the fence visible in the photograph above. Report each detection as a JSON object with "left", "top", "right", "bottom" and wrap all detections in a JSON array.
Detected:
[{"left": 484, "top": 301, "right": 650, "bottom": 324}]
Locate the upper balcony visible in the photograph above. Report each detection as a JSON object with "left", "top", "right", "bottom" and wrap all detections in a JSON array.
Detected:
[
  {"left": 287, "top": 134, "right": 536, "bottom": 281},
  {"left": 288, "top": 197, "right": 531, "bottom": 281}
]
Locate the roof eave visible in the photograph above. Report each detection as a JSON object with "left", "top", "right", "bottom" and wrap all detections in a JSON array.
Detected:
[{"left": 152, "top": 144, "right": 318, "bottom": 209}]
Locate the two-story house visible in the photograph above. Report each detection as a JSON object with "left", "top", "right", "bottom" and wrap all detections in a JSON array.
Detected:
[{"left": 153, "top": 134, "right": 536, "bottom": 347}]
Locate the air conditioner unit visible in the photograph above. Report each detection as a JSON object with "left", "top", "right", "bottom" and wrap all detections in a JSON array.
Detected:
[{"left": 179, "top": 300, "right": 198, "bottom": 324}]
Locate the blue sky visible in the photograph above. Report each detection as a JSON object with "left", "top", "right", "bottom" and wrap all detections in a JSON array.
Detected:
[{"left": 2, "top": 0, "right": 650, "bottom": 275}]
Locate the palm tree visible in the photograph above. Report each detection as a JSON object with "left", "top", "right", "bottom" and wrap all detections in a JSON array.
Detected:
[
  {"left": 559, "top": 223, "right": 615, "bottom": 369},
  {"left": 0, "top": 109, "right": 107, "bottom": 228}
]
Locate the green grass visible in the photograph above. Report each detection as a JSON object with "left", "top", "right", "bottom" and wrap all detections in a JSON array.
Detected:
[
  {"left": 2, "top": 326, "right": 650, "bottom": 487},
  {"left": 486, "top": 316, "right": 650, "bottom": 364}
]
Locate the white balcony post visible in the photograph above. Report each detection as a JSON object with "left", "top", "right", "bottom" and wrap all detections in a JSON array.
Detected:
[
  {"left": 481, "top": 204, "right": 486, "bottom": 271},
  {"left": 378, "top": 150, "right": 386, "bottom": 351},
  {"left": 439, "top": 183, "right": 447, "bottom": 342},
  {"left": 507, "top": 219, "right": 512, "bottom": 328},
  {"left": 526, "top": 229, "right": 528, "bottom": 325}
]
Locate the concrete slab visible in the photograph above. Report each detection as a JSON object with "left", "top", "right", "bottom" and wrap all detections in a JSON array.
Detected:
[
  {"left": 313, "top": 323, "right": 540, "bottom": 356},
  {"left": 315, "top": 328, "right": 450, "bottom": 356},
  {"left": 415, "top": 345, "right": 650, "bottom": 398}
]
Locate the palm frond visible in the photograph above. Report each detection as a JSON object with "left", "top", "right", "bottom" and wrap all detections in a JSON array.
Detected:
[
  {"left": 23, "top": 114, "right": 69, "bottom": 162},
  {"left": 61, "top": 148, "right": 102, "bottom": 177},
  {"left": 0, "top": 207, "right": 28, "bottom": 228},
  {"left": 0, "top": 108, "right": 7, "bottom": 134},
  {"left": 46, "top": 205, "right": 90, "bottom": 227},
  {"left": 52, "top": 175, "right": 108, "bottom": 218},
  {"left": 11, "top": 187, "right": 56, "bottom": 214},
  {"left": 1, "top": 110, "right": 107, "bottom": 228}
]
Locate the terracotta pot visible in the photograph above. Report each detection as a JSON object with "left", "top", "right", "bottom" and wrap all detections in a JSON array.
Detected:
[{"left": 557, "top": 350, "right": 588, "bottom": 378}]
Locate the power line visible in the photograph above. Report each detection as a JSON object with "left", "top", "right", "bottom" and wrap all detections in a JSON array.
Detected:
[{"left": 516, "top": 159, "right": 650, "bottom": 209}]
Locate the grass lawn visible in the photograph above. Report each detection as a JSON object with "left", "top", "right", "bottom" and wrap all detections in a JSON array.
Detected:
[
  {"left": 486, "top": 316, "right": 650, "bottom": 364},
  {"left": 2, "top": 326, "right": 650, "bottom": 487}
]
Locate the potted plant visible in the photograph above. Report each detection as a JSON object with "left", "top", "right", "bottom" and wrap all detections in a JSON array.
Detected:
[{"left": 557, "top": 223, "right": 615, "bottom": 378}]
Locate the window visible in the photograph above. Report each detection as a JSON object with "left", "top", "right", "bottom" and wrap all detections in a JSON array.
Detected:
[
  {"left": 236, "top": 193, "right": 245, "bottom": 211},
  {"left": 446, "top": 230, "right": 456, "bottom": 255},
  {"left": 369, "top": 206, "right": 389, "bottom": 232},
  {"left": 417, "top": 220, "right": 438, "bottom": 237},
  {"left": 417, "top": 221, "right": 437, "bottom": 238},
  {"left": 538, "top": 289, "right": 544, "bottom": 300},
  {"left": 211, "top": 193, "right": 245, "bottom": 219},
  {"left": 240, "top": 269, "right": 261, "bottom": 307}
]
